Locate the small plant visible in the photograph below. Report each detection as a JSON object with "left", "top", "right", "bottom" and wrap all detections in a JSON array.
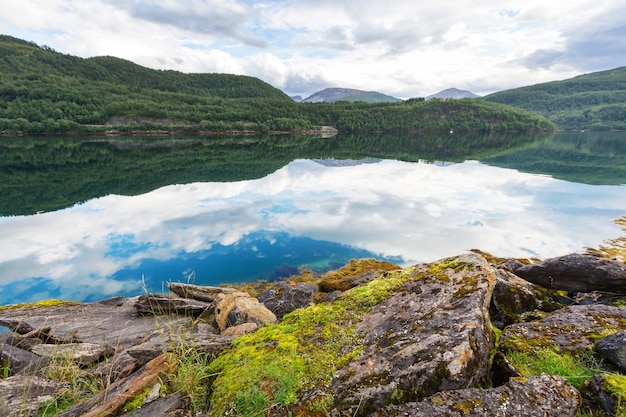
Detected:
[
  {"left": 37, "top": 352, "right": 104, "bottom": 416},
  {"left": 506, "top": 348, "right": 599, "bottom": 389}
]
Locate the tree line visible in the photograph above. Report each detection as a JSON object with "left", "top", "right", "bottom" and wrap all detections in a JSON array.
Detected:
[{"left": 0, "top": 35, "right": 555, "bottom": 134}]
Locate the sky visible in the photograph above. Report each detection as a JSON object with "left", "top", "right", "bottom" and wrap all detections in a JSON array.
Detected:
[
  {"left": 1, "top": 1, "right": 626, "bottom": 99},
  {"left": 1, "top": 159, "right": 625, "bottom": 303}
]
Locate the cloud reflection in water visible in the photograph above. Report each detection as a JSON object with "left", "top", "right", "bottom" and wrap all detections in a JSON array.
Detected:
[{"left": 1, "top": 158, "right": 624, "bottom": 304}]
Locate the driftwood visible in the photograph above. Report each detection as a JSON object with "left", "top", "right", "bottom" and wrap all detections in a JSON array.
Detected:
[
  {"left": 58, "top": 353, "right": 171, "bottom": 417},
  {"left": 167, "top": 282, "right": 237, "bottom": 302},
  {"left": 134, "top": 294, "right": 212, "bottom": 316}
]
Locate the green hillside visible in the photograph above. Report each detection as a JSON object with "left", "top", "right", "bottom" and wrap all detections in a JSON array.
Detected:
[
  {"left": 483, "top": 67, "right": 626, "bottom": 130},
  {"left": 0, "top": 35, "right": 554, "bottom": 134}
]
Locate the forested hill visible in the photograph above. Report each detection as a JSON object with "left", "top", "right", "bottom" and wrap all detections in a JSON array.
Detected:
[
  {"left": 0, "top": 34, "right": 554, "bottom": 134},
  {"left": 483, "top": 67, "right": 626, "bottom": 130},
  {"left": 0, "top": 35, "right": 290, "bottom": 100}
]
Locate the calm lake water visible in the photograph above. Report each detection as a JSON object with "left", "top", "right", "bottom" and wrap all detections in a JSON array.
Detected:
[{"left": 1, "top": 131, "right": 625, "bottom": 305}]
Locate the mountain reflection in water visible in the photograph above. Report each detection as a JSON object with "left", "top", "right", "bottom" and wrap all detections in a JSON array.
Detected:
[{"left": 1, "top": 156, "right": 625, "bottom": 305}]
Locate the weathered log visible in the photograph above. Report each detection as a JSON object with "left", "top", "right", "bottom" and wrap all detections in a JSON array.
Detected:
[
  {"left": 60, "top": 353, "right": 171, "bottom": 417},
  {"left": 167, "top": 282, "right": 237, "bottom": 302},
  {"left": 134, "top": 294, "right": 212, "bottom": 316}
]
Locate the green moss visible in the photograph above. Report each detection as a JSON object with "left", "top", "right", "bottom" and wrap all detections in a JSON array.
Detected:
[
  {"left": 318, "top": 258, "right": 399, "bottom": 292},
  {"left": 308, "top": 395, "right": 334, "bottom": 413},
  {"left": 604, "top": 374, "right": 626, "bottom": 415},
  {"left": 122, "top": 387, "right": 153, "bottom": 413},
  {"left": 427, "top": 258, "right": 472, "bottom": 284},
  {"left": 207, "top": 265, "right": 418, "bottom": 416},
  {"left": 452, "top": 399, "right": 483, "bottom": 415},
  {"left": 0, "top": 299, "right": 80, "bottom": 312}
]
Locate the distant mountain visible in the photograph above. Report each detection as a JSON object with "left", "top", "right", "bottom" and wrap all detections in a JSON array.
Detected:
[
  {"left": 291, "top": 95, "right": 303, "bottom": 102},
  {"left": 483, "top": 67, "right": 626, "bottom": 130},
  {"left": 302, "top": 88, "right": 401, "bottom": 103},
  {"left": 426, "top": 88, "right": 480, "bottom": 100}
]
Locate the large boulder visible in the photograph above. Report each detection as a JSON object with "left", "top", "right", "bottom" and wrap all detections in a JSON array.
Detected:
[
  {"left": 376, "top": 375, "right": 580, "bottom": 417},
  {"left": 500, "top": 304, "right": 626, "bottom": 353},
  {"left": 326, "top": 253, "right": 496, "bottom": 415},
  {"left": 256, "top": 281, "right": 318, "bottom": 318},
  {"left": 206, "top": 254, "right": 498, "bottom": 417},
  {"left": 213, "top": 291, "right": 277, "bottom": 332},
  {"left": 512, "top": 253, "right": 626, "bottom": 293}
]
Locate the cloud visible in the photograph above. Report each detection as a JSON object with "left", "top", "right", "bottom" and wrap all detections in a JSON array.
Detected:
[
  {"left": 1, "top": 0, "right": 625, "bottom": 97},
  {"left": 117, "top": 0, "right": 268, "bottom": 48},
  {"left": 2, "top": 157, "right": 624, "bottom": 303}
]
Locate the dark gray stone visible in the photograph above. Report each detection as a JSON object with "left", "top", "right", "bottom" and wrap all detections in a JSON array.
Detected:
[
  {"left": 256, "top": 281, "right": 318, "bottom": 318},
  {"left": 0, "top": 375, "right": 69, "bottom": 417},
  {"left": 513, "top": 253, "right": 626, "bottom": 293},
  {"left": 376, "top": 375, "right": 580, "bottom": 417},
  {"left": 500, "top": 304, "right": 626, "bottom": 353},
  {"left": 0, "top": 343, "right": 49, "bottom": 376},
  {"left": 595, "top": 330, "right": 626, "bottom": 372}
]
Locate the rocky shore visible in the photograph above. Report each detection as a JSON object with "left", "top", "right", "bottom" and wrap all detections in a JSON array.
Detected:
[{"left": 1, "top": 252, "right": 626, "bottom": 416}]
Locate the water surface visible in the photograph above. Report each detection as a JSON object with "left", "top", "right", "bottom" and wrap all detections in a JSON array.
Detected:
[{"left": 1, "top": 131, "right": 624, "bottom": 305}]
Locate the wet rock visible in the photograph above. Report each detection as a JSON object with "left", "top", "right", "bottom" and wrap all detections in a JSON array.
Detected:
[
  {"left": 134, "top": 294, "right": 212, "bottom": 316},
  {"left": 490, "top": 269, "right": 562, "bottom": 328},
  {"left": 329, "top": 253, "right": 496, "bottom": 414},
  {"left": 376, "top": 375, "right": 580, "bottom": 417},
  {"left": 513, "top": 253, "right": 626, "bottom": 293},
  {"left": 214, "top": 291, "right": 277, "bottom": 332},
  {"left": 500, "top": 304, "right": 626, "bottom": 353},
  {"left": 0, "top": 375, "right": 69, "bottom": 417},
  {"left": 256, "top": 281, "right": 318, "bottom": 318},
  {"left": 595, "top": 330, "right": 626, "bottom": 372}
]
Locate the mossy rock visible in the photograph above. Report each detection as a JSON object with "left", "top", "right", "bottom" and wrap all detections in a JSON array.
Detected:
[{"left": 317, "top": 259, "right": 399, "bottom": 292}]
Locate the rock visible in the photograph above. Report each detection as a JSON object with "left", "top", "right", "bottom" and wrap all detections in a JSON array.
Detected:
[
  {"left": 0, "top": 343, "right": 49, "bottom": 376},
  {"left": 125, "top": 328, "right": 234, "bottom": 365},
  {"left": 117, "top": 393, "right": 186, "bottom": 417},
  {"left": 256, "top": 281, "right": 318, "bottom": 318},
  {"left": 318, "top": 259, "right": 399, "bottom": 292},
  {"left": 0, "top": 299, "right": 192, "bottom": 353},
  {"left": 513, "top": 253, "right": 626, "bottom": 293},
  {"left": 221, "top": 322, "right": 259, "bottom": 337},
  {"left": 31, "top": 342, "right": 113, "bottom": 367},
  {"left": 328, "top": 253, "right": 496, "bottom": 414},
  {"left": 500, "top": 304, "right": 626, "bottom": 353},
  {"left": 490, "top": 269, "right": 562, "bottom": 328},
  {"left": 214, "top": 291, "right": 277, "bottom": 332},
  {"left": 134, "top": 294, "right": 212, "bottom": 316},
  {"left": 490, "top": 351, "right": 522, "bottom": 387},
  {"left": 167, "top": 282, "right": 238, "bottom": 302},
  {"left": 0, "top": 375, "right": 69, "bottom": 417},
  {"left": 595, "top": 330, "right": 626, "bottom": 372},
  {"left": 376, "top": 375, "right": 580, "bottom": 417}
]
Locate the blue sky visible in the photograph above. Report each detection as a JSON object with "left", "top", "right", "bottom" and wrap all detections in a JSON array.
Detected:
[{"left": 1, "top": 0, "right": 625, "bottom": 98}]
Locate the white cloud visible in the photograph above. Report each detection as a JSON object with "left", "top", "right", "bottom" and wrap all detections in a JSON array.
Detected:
[{"left": 0, "top": 0, "right": 625, "bottom": 97}]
